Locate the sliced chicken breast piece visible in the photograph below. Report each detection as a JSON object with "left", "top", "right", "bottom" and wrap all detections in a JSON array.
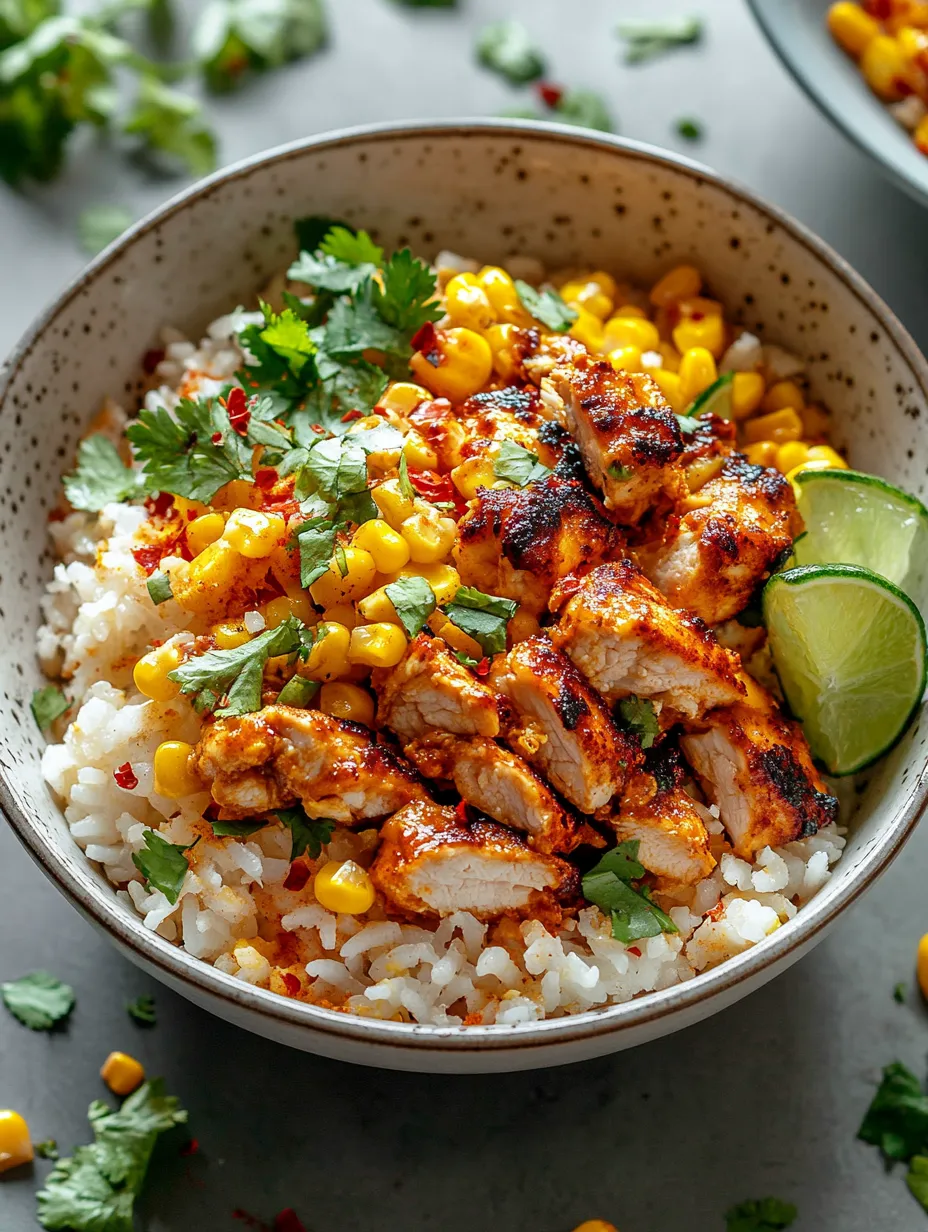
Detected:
[
  {"left": 491, "top": 633, "right": 639, "bottom": 814},
  {"left": 195, "top": 706, "right": 427, "bottom": 824},
  {"left": 371, "top": 800, "right": 578, "bottom": 920},
  {"left": 680, "top": 689, "right": 838, "bottom": 860},
  {"left": 610, "top": 769, "right": 716, "bottom": 886},
  {"left": 553, "top": 561, "right": 745, "bottom": 720},
  {"left": 404, "top": 730, "right": 581, "bottom": 854},
  {"left": 638, "top": 454, "right": 801, "bottom": 624},
  {"left": 454, "top": 475, "right": 620, "bottom": 614},
  {"left": 372, "top": 632, "right": 500, "bottom": 745},
  {"left": 545, "top": 354, "right": 685, "bottom": 523}
]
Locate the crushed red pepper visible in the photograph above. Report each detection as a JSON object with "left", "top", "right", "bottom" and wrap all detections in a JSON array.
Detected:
[{"left": 114, "top": 763, "right": 138, "bottom": 790}]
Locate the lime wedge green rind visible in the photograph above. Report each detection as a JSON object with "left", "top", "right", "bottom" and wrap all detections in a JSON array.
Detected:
[
  {"left": 763, "top": 563, "right": 927, "bottom": 776},
  {"left": 686, "top": 371, "right": 734, "bottom": 420}
]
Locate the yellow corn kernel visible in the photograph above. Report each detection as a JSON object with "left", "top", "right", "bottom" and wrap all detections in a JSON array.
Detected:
[
  {"left": 185, "top": 512, "right": 226, "bottom": 557},
  {"left": 560, "top": 279, "right": 613, "bottom": 320},
  {"left": 172, "top": 495, "right": 209, "bottom": 522},
  {"left": 762, "top": 379, "right": 806, "bottom": 413},
  {"left": 378, "top": 381, "right": 432, "bottom": 417},
  {"left": 212, "top": 619, "right": 251, "bottom": 649},
  {"left": 222, "top": 509, "right": 285, "bottom": 559},
  {"left": 429, "top": 612, "right": 484, "bottom": 660},
  {"left": 402, "top": 431, "right": 439, "bottom": 471},
  {"left": 828, "top": 1, "right": 881, "bottom": 55},
  {"left": 672, "top": 314, "right": 726, "bottom": 359},
  {"left": 916, "top": 113, "right": 928, "bottom": 155},
  {"left": 569, "top": 307, "right": 605, "bottom": 352},
  {"left": 801, "top": 403, "right": 831, "bottom": 438},
  {"left": 602, "top": 315, "right": 661, "bottom": 354},
  {"left": 742, "top": 407, "right": 803, "bottom": 445},
  {"left": 211, "top": 479, "right": 261, "bottom": 511},
  {"left": 650, "top": 368, "right": 686, "bottom": 413},
  {"left": 357, "top": 586, "right": 401, "bottom": 624},
  {"left": 309, "top": 547, "right": 377, "bottom": 608},
  {"left": 349, "top": 622, "right": 408, "bottom": 668},
  {"left": 608, "top": 345, "right": 644, "bottom": 374},
  {"left": 313, "top": 859, "right": 376, "bottom": 915},
  {"left": 775, "top": 441, "right": 812, "bottom": 474},
  {"left": 649, "top": 264, "right": 702, "bottom": 307},
  {"left": 677, "top": 295, "right": 724, "bottom": 322},
  {"left": 785, "top": 458, "right": 842, "bottom": 485},
  {"left": 451, "top": 455, "right": 498, "bottom": 499},
  {"left": 264, "top": 592, "right": 315, "bottom": 629},
  {"left": 410, "top": 327, "right": 493, "bottom": 403},
  {"left": 173, "top": 541, "right": 240, "bottom": 612},
  {"left": 744, "top": 441, "right": 779, "bottom": 467},
  {"left": 861, "top": 33, "right": 913, "bottom": 99},
  {"left": 806, "top": 444, "right": 849, "bottom": 469},
  {"left": 917, "top": 932, "right": 928, "bottom": 1000},
  {"left": 731, "top": 371, "right": 766, "bottom": 420},
  {"left": 508, "top": 607, "right": 541, "bottom": 644},
  {"left": 400, "top": 510, "right": 457, "bottom": 564},
  {"left": 612, "top": 302, "right": 647, "bottom": 318},
  {"left": 100, "top": 1051, "right": 145, "bottom": 1097},
  {"left": 323, "top": 602, "right": 358, "bottom": 630},
  {"left": 444, "top": 272, "right": 497, "bottom": 331},
  {"left": 352, "top": 519, "right": 411, "bottom": 573},
  {"left": 485, "top": 323, "right": 522, "bottom": 380},
  {"left": 401, "top": 562, "right": 461, "bottom": 605},
  {"left": 476, "top": 266, "right": 532, "bottom": 325},
  {"left": 0, "top": 1110, "right": 33, "bottom": 1173},
  {"left": 678, "top": 347, "right": 719, "bottom": 406},
  {"left": 372, "top": 478, "right": 417, "bottom": 530},
  {"left": 570, "top": 1223, "right": 618, "bottom": 1232},
  {"left": 300, "top": 621, "right": 351, "bottom": 681},
  {"left": 133, "top": 643, "right": 183, "bottom": 702},
  {"left": 153, "top": 741, "right": 202, "bottom": 798},
  {"left": 319, "top": 681, "right": 376, "bottom": 726}
]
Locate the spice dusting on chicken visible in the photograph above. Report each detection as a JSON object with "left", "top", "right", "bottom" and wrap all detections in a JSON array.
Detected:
[{"left": 36, "top": 233, "right": 848, "bottom": 1026}]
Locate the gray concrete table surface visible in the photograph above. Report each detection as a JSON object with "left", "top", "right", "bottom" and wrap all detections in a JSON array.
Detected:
[{"left": 2, "top": 0, "right": 928, "bottom": 1228}]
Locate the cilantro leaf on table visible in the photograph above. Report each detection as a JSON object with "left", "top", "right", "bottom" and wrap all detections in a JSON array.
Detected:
[
  {"left": 2, "top": 970, "right": 75, "bottom": 1030},
  {"left": 77, "top": 204, "right": 133, "bottom": 255},
  {"left": 126, "top": 994, "right": 156, "bottom": 1026},
  {"left": 194, "top": 0, "right": 327, "bottom": 93},
  {"left": 126, "top": 396, "right": 251, "bottom": 502},
  {"left": 34, "top": 1139, "right": 59, "bottom": 1160},
  {"left": 132, "top": 832, "right": 198, "bottom": 904},
  {"left": 476, "top": 19, "right": 545, "bottom": 85},
  {"left": 36, "top": 1078, "right": 187, "bottom": 1232},
  {"left": 908, "top": 1157, "right": 928, "bottom": 1213},
  {"left": 616, "top": 15, "right": 703, "bottom": 64},
  {"left": 553, "top": 89, "right": 614, "bottom": 133},
  {"left": 443, "top": 586, "right": 517, "bottom": 657},
  {"left": 122, "top": 75, "right": 217, "bottom": 176},
  {"left": 858, "top": 1061, "right": 928, "bottom": 1162},
  {"left": 275, "top": 807, "right": 334, "bottom": 861},
  {"left": 385, "top": 575, "right": 437, "bottom": 638},
  {"left": 492, "top": 440, "right": 551, "bottom": 487},
  {"left": 581, "top": 840, "right": 679, "bottom": 944},
  {"left": 514, "top": 279, "right": 577, "bottom": 333},
  {"left": 724, "top": 1198, "right": 797, "bottom": 1232},
  {"left": 64, "top": 435, "right": 143, "bottom": 511},
  {"left": 894, "top": 982, "right": 908, "bottom": 1003},
  {"left": 617, "top": 695, "right": 659, "bottom": 749},
  {"left": 676, "top": 116, "right": 703, "bottom": 141},
  {"left": 31, "top": 684, "right": 70, "bottom": 731}
]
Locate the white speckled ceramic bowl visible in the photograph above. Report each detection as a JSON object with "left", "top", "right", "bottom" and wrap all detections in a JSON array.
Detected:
[
  {"left": 749, "top": 0, "right": 928, "bottom": 207},
  {"left": 2, "top": 121, "right": 927, "bottom": 1073}
]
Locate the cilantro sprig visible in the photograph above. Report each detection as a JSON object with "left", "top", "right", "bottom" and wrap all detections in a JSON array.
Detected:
[
  {"left": 64, "top": 436, "right": 143, "bottom": 512},
  {"left": 476, "top": 19, "right": 545, "bottom": 85},
  {"left": 275, "top": 807, "right": 334, "bottom": 861},
  {"left": 194, "top": 0, "right": 327, "bottom": 93},
  {"left": 617, "top": 696, "right": 659, "bottom": 750},
  {"left": 724, "top": 1198, "right": 797, "bottom": 1232},
  {"left": 492, "top": 441, "right": 551, "bottom": 488},
  {"left": 132, "top": 832, "right": 198, "bottom": 903},
  {"left": 514, "top": 280, "right": 577, "bottom": 333},
  {"left": 581, "top": 841, "right": 679, "bottom": 944},
  {"left": 616, "top": 15, "right": 703, "bottom": 64},
  {"left": 385, "top": 576, "right": 437, "bottom": 638},
  {"left": 2, "top": 970, "right": 75, "bottom": 1031},
  {"left": 442, "top": 586, "right": 517, "bottom": 658}
]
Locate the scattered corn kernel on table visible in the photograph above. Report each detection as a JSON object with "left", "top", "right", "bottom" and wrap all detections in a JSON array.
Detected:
[{"left": 2, "top": 0, "right": 928, "bottom": 1228}]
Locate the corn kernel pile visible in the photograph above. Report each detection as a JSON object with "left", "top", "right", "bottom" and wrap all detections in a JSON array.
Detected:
[{"left": 828, "top": 0, "right": 928, "bottom": 154}]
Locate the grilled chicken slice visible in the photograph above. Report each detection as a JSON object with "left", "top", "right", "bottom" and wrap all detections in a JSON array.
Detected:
[
  {"left": 404, "top": 731, "right": 580, "bottom": 854},
  {"left": 491, "top": 633, "right": 639, "bottom": 814},
  {"left": 610, "top": 769, "right": 716, "bottom": 886},
  {"left": 680, "top": 688, "right": 838, "bottom": 860},
  {"left": 454, "top": 475, "right": 619, "bottom": 615},
  {"left": 372, "top": 632, "right": 500, "bottom": 745},
  {"left": 638, "top": 454, "right": 801, "bottom": 624},
  {"left": 545, "top": 354, "right": 685, "bottom": 523},
  {"left": 371, "top": 800, "right": 578, "bottom": 920},
  {"left": 553, "top": 561, "right": 745, "bottom": 720},
  {"left": 458, "top": 385, "right": 560, "bottom": 463},
  {"left": 195, "top": 706, "right": 428, "bottom": 824}
]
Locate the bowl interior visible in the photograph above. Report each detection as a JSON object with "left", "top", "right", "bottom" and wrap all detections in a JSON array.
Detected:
[{"left": 2, "top": 123, "right": 927, "bottom": 1057}]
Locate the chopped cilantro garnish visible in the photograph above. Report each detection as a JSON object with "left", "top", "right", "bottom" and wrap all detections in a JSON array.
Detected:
[
  {"left": 34, "top": 1139, "right": 59, "bottom": 1160},
  {"left": 132, "top": 831, "right": 198, "bottom": 904},
  {"left": 676, "top": 116, "right": 703, "bottom": 141},
  {"left": 443, "top": 586, "right": 517, "bottom": 658},
  {"left": 126, "top": 396, "right": 251, "bottom": 503},
  {"left": 194, "top": 0, "right": 327, "bottom": 92},
  {"left": 126, "top": 994, "right": 156, "bottom": 1026},
  {"left": 858, "top": 1060, "right": 928, "bottom": 1163},
  {"left": 64, "top": 435, "right": 142, "bottom": 512},
  {"left": 275, "top": 807, "right": 334, "bottom": 861},
  {"left": 385, "top": 575, "right": 437, "bottom": 638},
  {"left": 146, "top": 572, "right": 173, "bottom": 605},
  {"left": 77, "top": 204, "right": 133, "bottom": 256},
  {"left": 894, "top": 981, "right": 908, "bottom": 1003},
  {"left": 581, "top": 841, "right": 678, "bottom": 944},
  {"left": 210, "top": 818, "right": 268, "bottom": 838},
  {"left": 617, "top": 695, "right": 659, "bottom": 749},
  {"left": 616, "top": 15, "right": 703, "bottom": 64},
  {"left": 553, "top": 89, "right": 614, "bottom": 133},
  {"left": 607, "top": 463, "right": 633, "bottom": 482},
  {"left": 514, "top": 279, "right": 577, "bottom": 333},
  {"left": 724, "top": 1198, "right": 797, "bottom": 1232},
  {"left": 36, "top": 1079, "right": 187, "bottom": 1231},
  {"left": 674, "top": 414, "right": 702, "bottom": 435},
  {"left": 277, "top": 674, "right": 320, "bottom": 707},
  {"left": 290, "top": 519, "right": 340, "bottom": 588},
  {"left": 493, "top": 440, "right": 552, "bottom": 487},
  {"left": 2, "top": 970, "right": 75, "bottom": 1031},
  {"left": 476, "top": 19, "right": 545, "bottom": 85},
  {"left": 373, "top": 247, "right": 443, "bottom": 334},
  {"left": 453, "top": 650, "right": 480, "bottom": 670},
  {"left": 397, "top": 451, "right": 415, "bottom": 502},
  {"left": 31, "top": 684, "right": 70, "bottom": 732}
]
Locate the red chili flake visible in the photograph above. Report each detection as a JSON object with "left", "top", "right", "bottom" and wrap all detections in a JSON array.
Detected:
[
  {"left": 475, "top": 657, "right": 491, "bottom": 678},
  {"left": 114, "top": 762, "right": 138, "bottom": 790},
  {"left": 132, "top": 544, "right": 166, "bottom": 575},
  {"left": 411, "top": 321, "right": 437, "bottom": 353},
  {"left": 863, "top": 0, "right": 892, "bottom": 17},
  {"left": 283, "top": 862, "right": 310, "bottom": 892},
  {"left": 211, "top": 431, "right": 223, "bottom": 446},
  {"left": 232, "top": 1211, "right": 267, "bottom": 1230},
  {"left": 407, "top": 469, "right": 455, "bottom": 504},
  {"left": 144, "top": 491, "right": 174, "bottom": 519},
  {"left": 142, "top": 348, "right": 165, "bottom": 375},
  {"left": 179, "top": 1138, "right": 199, "bottom": 1157},
  {"left": 537, "top": 81, "right": 564, "bottom": 108},
  {"left": 628, "top": 946, "right": 642, "bottom": 957},
  {"left": 311, "top": 423, "right": 326, "bottom": 435},
  {"left": 340, "top": 408, "right": 364, "bottom": 423},
  {"left": 254, "top": 467, "right": 278, "bottom": 491},
  {"left": 273, "top": 1211, "right": 307, "bottom": 1232},
  {"left": 410, "top": 398, "right": 452, "bottom": 429},
  {"left": 281, "top": 972, "right": 301, "bottom": 997},
  {"left": 226, "top": 386, "right": 251, "bottom": 436}
]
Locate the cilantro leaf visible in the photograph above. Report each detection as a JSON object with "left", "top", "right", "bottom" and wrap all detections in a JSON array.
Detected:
[
  {"left": 77, "top": 204, "right": 133, "bottom": 255},
  {"left": 168, "top": 615, "right": 313, "bottom": 715},
  {"left": 64, "top": 435, "right": 142, "bottom": 511},
  {"left": 724, "top": 1198, "right": 797, "bottom": 1232},
  {"left": 617, "top": 15, "right": 703, "bottom": 64},
  {"left": 126, "top": 994, "right": 156, "bottom": 1026},
  {"left": 554, "top": 89, "right": 614, "bottom": 133},
  {"left": 894, "top": 982, "right": 908, "bottom": 1003},
  {"left": 122, "top": 75, "right": 216, "bottom": 176},
  {"left": 323, "top": 286, "right": 409, "bottom": 358},
  {"left": 676, "top": 116, "right": 703, "bottom": 141},
  {"left": 210, "top": 818, "right": 268, "bottom": 838},
  {"left": 385, "top": 576, "right": 437, "bottom": 638},
  {"left": 294, "top": 214, "right": 348, "bottom": 253},
  {"left": 617, "top": 695, "right": 659, "bottom": 749},
  {"left": 493, "top": 440, "right": 552, "bottom": 487},
  {"left": 858, "top": 1061, "right": 928, "bottom": 1162},
  {"left": 909, "top": 1157, "right": 928, "bottom": 1213},
  {"left": 587, "top": 840, "right": 647, "bottom": 883},
  {"left": 194, "top": 0, "right": 327, "bottom": 93},
  {"left": 581, "top": 841, "right": 678, "bottom": 944},
  {"left": 373, "top": 248, "right": 443, "bottom": 334},
  {"left": 674, "top": 413, "right": 702, "bottom": 435},
  {"left": 126, "top": 396, "right": 251, "bottom": 503},
  {"left": 291, "top": 518, "right": 338, "bottom": 588},
  {"left": 34, "top": 1139, "right": 59, "bottom": 1160},
  {"left": 146, "top": 572, "right": 172, "bottom": 605},
  {"left": 443, "top": 586, "right": 517, "bottom": 658},
  {"left": 320, "top": 225, "right": 383, "bottom": 267},
  {"left": 0, "top": 0, "right": 58, "bottom": 51},
  {"left": 514, "top": 279, "right": 577, "bottom": 333},
  {"left": 397, "top": 451, "right": 415, "bottom": 502},
  {"left": 476, "top": 19, "right": 545, "bottom": 85},
  {"left": 2, "top": 970, "right": 75, "bottom": 1030},
  {"left": 259, "top": 306, "right": 318, "bottom": 374},
  {"left": 608, "top": 463, "right": 633, "bottom": 481},
  {"left": 288, "top": 249, "right": 376, "bottom": 295},
  {"left": 276, "top": 674, "right": 319, "bottom": 707},
  {"left": 132, "top": 832, "right": 198, "bottom": 904},
  {"left": 275, "top": 807, "right": 334, "bottom": 861},
  {"left": 300, "top": 358, "right": 389, "bottom": 433},
  {"left": 36, "top": 1079, "right": 187, "bottom": 1232},
  {"left": 31, "top": 684, "right": 70, "bottom": 731}
]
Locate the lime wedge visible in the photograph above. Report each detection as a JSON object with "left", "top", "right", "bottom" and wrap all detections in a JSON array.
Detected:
[
  {"left": 763, "top": 565, "right": 926, "bottom": 775},
  {"left": 791, "top": 469, "right": 928, "bottom": 620},
  {"left": 686, "top": 371, "right": 733, "bottom": 419}
]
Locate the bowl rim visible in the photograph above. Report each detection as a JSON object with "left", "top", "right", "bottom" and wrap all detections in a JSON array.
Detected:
[
  {"left": 3, "top": 117, "right": 928, "bottom": 1058},
  {"left": 747, "top": 0, "right": 928, "bottom": 209}
]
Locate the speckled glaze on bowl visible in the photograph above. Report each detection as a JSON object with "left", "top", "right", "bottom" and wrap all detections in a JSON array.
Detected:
[{"left": 2, "top": 121, "right": 927, "bottom": 1073}]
